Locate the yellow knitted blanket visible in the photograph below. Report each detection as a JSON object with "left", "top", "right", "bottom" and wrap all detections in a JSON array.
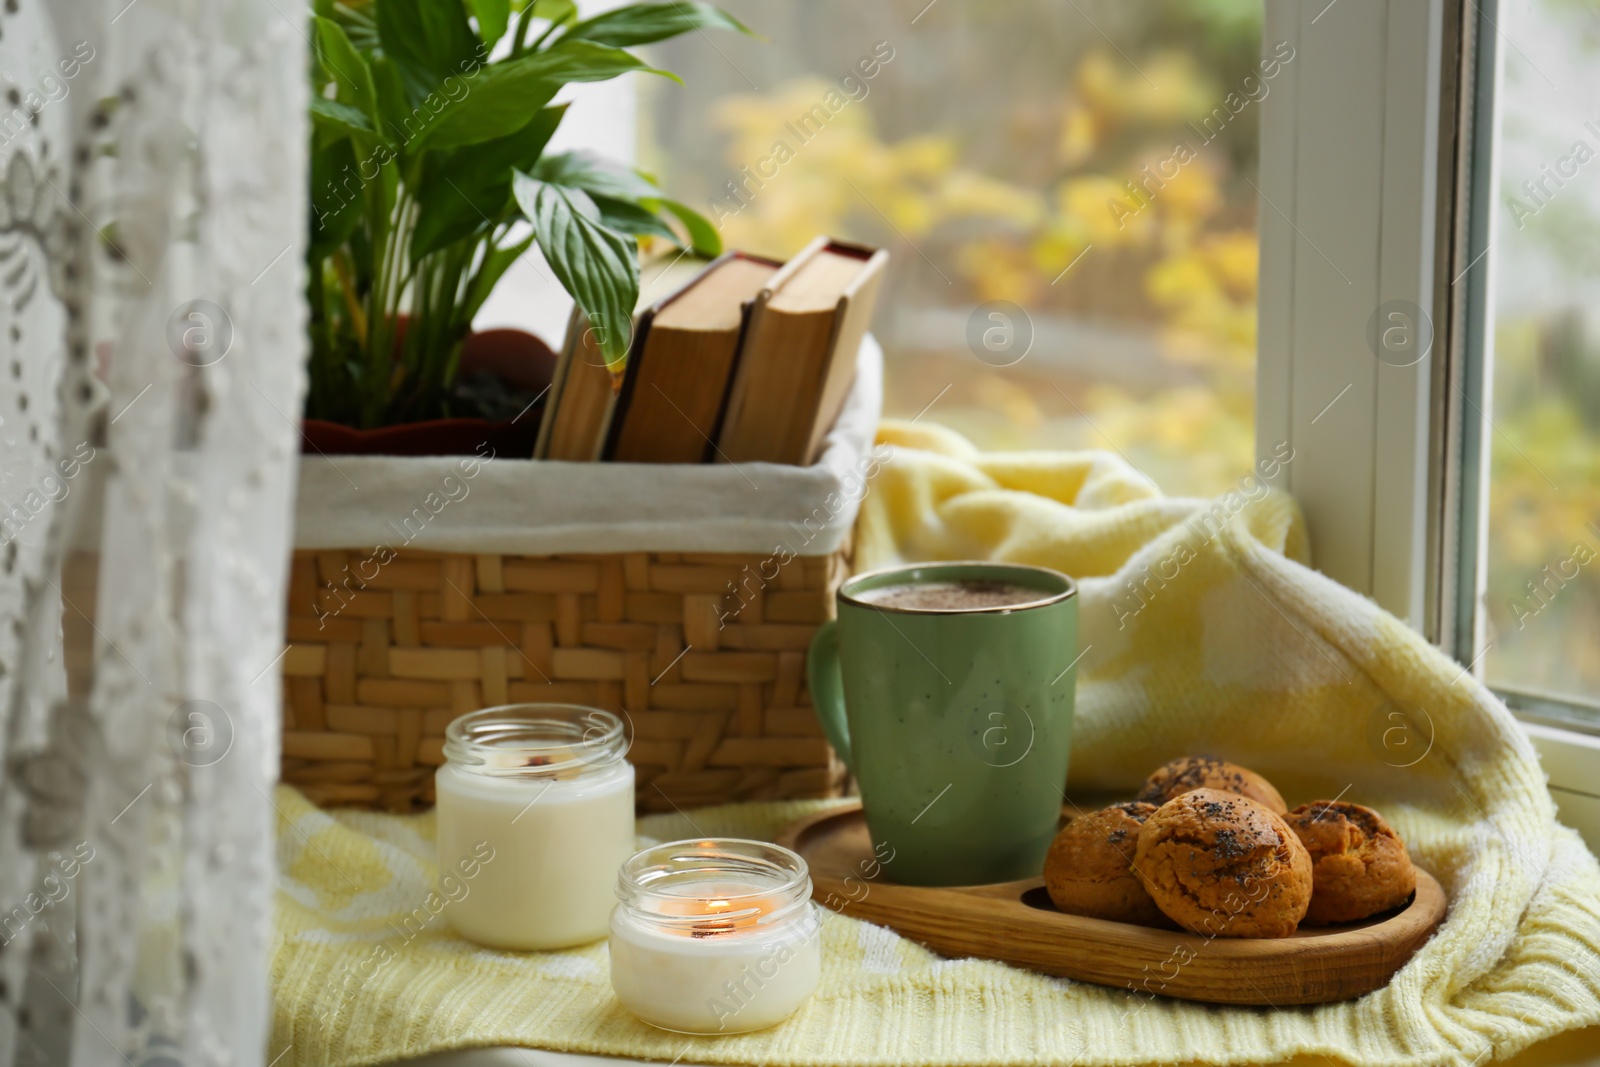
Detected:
[{"left": 271, "top": 422, "right": 1600, "bottom": 1066}]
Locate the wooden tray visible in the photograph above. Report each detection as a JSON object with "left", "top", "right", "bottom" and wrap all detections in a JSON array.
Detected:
[{"left": 777, "top": 802, "right": 1447, "bottom": 1006}]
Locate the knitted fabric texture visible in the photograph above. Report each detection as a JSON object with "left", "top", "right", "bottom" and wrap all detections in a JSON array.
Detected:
[{"left": 271, "top": 422, "right": 1600, "bottom": 1066}]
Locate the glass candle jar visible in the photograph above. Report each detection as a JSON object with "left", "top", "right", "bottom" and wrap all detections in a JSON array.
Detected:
[
  {"left": 609, "top": 839, "right": 822, "bottom": 1034},
  {"left": 436, "top": 704, "right": 634, "bottom": 950}
]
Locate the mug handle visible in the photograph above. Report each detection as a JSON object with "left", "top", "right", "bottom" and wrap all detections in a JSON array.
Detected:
[{"left": 807, "top": 619, "right": 853, "bottom": 773}]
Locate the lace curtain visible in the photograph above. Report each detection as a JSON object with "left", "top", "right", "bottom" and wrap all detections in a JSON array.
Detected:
[{"left": 0, "top": 0, "right": 307, "bottom": 1064}]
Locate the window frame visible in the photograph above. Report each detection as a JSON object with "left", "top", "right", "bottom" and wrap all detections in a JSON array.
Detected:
[
  {"left": 1254, "top": 0, "right": 1447, "bottom": 633},
  {"left": 1257, "top": 0, "right": 1600, "bottom": 842}
]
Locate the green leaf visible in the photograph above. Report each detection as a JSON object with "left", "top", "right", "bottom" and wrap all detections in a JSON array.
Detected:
[
  {"left": 409, "top": 187, "right": 494, "bottom": 264},
  {"left": 412, "top": 40, "right": 671, "bottom": 153},
  {"left": 311, "top": 120, "right": 346, "bottom": 154},
  {"left": 531, "top": 154, "right": 716, "bottom": 251},
  {"left": 369, "top": 56, "right": 414, "bottom": 146},
  {"left": 591, "top": 195, "right": 679, "bottom": 242},
  {"left": 376, "top": 0, "right": 485, "bottom": 108},
  {"left": 560, "top": 2, "right": 754, "bottom": 47},
  {"left": 513, "top": 172, "right": 639, "bottom": 365},
  {"left": 659, "top": 198, "right": 722, "bottom": 256},
  {"left": 532, "top": 150, "right": 659, "bottom": 201},
  {"left": 521, "top": 38, "right": 680, "bottom": 86},
  {"left": 310, "top": 96, "right": 376, "bottom": 141},
  {"left": 330, "top": 0, "right": 381, "bottom": 52},
  {"left": 309, "top": 139, "right": 365, "bottom": 262},
  {"left": 508, "top": 0, "right": 576, "bottom": 58},
  {"left": 532, "top": 0, "right": 577, "bottom": 26},
  {"left": 314, "top": 17, "right": 378, "bottom": 123},
  {"left": 466, "top": 0, "right": 512, "bottom": 49},
  {"left": 442, "top": 105, "right": 567, "bottom": 189},
  {"left": 411, "top": 106, "right": 566, "bottom": 261}
]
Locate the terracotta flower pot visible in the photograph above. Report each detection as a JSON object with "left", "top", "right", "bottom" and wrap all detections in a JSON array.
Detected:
[{"left": 301, "top": 328, "right": 558, "bottom": 459}]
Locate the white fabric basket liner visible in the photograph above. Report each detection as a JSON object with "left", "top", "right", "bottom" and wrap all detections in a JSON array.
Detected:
[{"left": 293, "top": 336, "right": 883, "bottom": 557}]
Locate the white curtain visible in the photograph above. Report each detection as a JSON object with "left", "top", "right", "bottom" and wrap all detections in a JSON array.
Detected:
[{"left": 0, "top": 0, "right": 307, "bottom": 1064}]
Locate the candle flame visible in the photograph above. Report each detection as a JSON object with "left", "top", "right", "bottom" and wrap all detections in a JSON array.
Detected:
[{"left": 652, "top": 890, "right": 779, "bottom": 936}]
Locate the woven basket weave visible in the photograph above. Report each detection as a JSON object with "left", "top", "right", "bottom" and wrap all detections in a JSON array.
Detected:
[{"left": 281, "top": 543, "right": 850, "bottom": 812}]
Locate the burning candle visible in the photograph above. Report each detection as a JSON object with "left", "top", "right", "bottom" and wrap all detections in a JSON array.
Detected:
[
  {"left": 435, "top": 705, "right": 634, "bottom": 950},
  {"left": 609, "top": 839, "right": 822, "bottom": 1034}
]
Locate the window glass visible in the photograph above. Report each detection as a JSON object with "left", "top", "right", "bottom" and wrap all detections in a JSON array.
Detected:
[
  {"left": 643, "top": 0, "right": 1265, "bottom": 495},
  {"left": 1481, "top": 0, "right": 1600, "bottom": 708}
]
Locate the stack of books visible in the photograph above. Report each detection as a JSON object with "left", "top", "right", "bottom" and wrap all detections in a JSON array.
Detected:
[{"left": 534, "top": 237, "right": 887, "bottom": 466}]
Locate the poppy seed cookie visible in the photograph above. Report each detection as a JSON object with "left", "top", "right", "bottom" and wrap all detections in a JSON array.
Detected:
[
  {"left": 1134, "top": 789, "right": 1312, "bottom": 938},
  {"left": 1043, "top": 802, "right": 1170, "bottom": 927},
  {"left": 1136, "top": 755, "right": 1288, "bottom": 814},
  {"left": 1286, "top": 800, "right": 1417, "bottom": 924}
]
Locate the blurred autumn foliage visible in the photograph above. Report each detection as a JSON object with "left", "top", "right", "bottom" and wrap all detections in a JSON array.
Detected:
[{"left": 646, "top": 0, "right": 1265, "bottom": 497}]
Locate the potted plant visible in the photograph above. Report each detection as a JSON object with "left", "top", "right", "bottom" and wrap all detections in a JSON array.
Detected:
[
  {"left": 303, "top": 0, "right": 743, "bottom": 455},
  {"left": 285, "top": 0, "right": 872, "bottom": 816}
]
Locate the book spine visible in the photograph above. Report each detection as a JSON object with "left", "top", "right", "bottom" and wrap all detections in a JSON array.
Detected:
[
  {"left": 600, "top": 310, "right": 656, "bottom": 462},
  {"left": 704, "top": 299, "right": 762, "bottom": 457}
]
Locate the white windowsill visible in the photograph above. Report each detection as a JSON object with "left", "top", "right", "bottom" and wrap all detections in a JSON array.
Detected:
[{"left": 1522, "top": 721, "right": 1600, "bottom": 853}]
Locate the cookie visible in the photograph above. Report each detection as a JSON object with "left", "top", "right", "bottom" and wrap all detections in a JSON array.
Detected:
[
  {"left": 1136, "top": 755, "right": 1288, "bottom": 814},
  {"left": 1043, "top": 802, "right": 1170, "bottom": 926},
  {"left": 1134, "top": 788, "right": 1312, "bottom": 938},
  {"left": 1286, "top": 800, "right": 1417, "bottom": 924}
]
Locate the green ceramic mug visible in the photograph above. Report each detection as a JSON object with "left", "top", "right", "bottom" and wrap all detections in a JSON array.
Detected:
[{"left": 807, "top": 561, "right": 1079, "bottom": 886}]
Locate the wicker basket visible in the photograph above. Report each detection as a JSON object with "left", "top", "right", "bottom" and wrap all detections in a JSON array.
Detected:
[{"left": 280, "top": 543, "right": 850, "bottom": 812}]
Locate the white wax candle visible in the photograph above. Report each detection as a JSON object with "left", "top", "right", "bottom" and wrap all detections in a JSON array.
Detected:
[
  {"left": 436, "top": 707, "right": 634, "bottom": 951},
  {"left": 609, "top": 843, "right": 822, "bottom": 1034}
]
